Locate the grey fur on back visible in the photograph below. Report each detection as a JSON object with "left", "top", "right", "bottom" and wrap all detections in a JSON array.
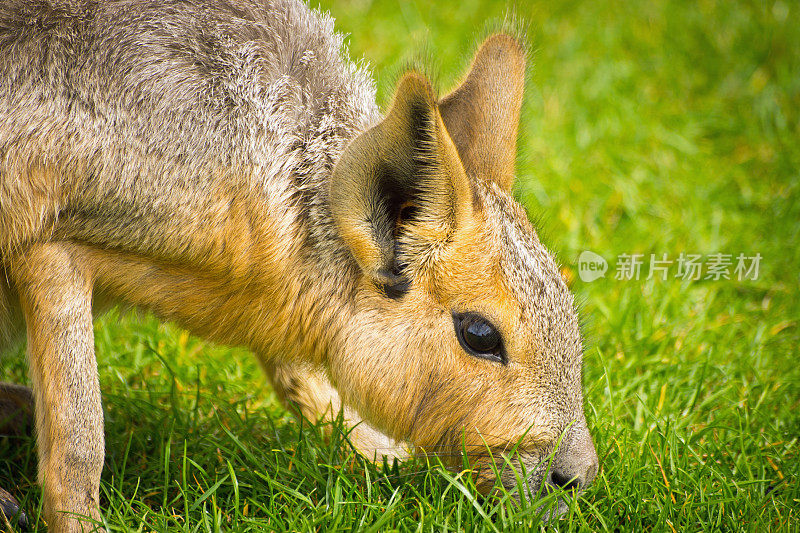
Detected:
[{"left": 0, "top": 0, "right": 378, "bottom": 265}]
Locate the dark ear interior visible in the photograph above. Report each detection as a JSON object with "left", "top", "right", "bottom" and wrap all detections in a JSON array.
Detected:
[
  {"left": 368, "top": 163, "right": 425, "bottom": 298},
  {"left": 329, "top": 73, "right": 468, "bottom": 298}
]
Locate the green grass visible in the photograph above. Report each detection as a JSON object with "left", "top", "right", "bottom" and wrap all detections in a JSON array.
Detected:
[{"left": 2, "top": 0, "right": 799, "bottom": 530}]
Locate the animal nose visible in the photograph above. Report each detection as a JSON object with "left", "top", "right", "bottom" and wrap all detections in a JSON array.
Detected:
[
  {"left": 548, "top": 468, "right": 584, "bottom": 491},
  {"left": 547, "top": 418, "right": 599, "bottom": 493}
]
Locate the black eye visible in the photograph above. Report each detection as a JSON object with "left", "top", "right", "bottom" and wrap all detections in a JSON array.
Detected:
[{"left": 453, "top": 313, "right": 504, "bottom": 363}]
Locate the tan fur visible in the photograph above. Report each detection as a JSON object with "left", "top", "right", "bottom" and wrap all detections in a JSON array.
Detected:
[
  {"left": 0, "top": 2, "right": 597, "bottom": 530},
  {"left": 440, "top": 34, "right": 525, "bottom": 191},
  {"left": 12, "top": 243, "right": 103, "bottom": 532},
  {"left": 264, "top": 362, "right": 409, "bottom": 461}
]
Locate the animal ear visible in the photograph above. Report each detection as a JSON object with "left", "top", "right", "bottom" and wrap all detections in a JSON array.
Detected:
[
  {"left": 438, "top": 34, "right": 526, "bottom": 192},
  {"left": 330, "top": 72, "right": 471, "bottom": 298}
]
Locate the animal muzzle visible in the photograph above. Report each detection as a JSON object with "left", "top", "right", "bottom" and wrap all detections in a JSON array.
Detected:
[
  {"left": 545, "top": 419, "right": 599, "bottom": 493},
  {"left": 502, "top": 418, "right": 598, "bottom": 518}
]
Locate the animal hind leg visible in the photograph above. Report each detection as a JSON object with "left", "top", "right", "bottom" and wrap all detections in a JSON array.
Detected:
[
  {"left": 0, "top": 383, "right": 33, "bottom": 529},
  {"left": 263, "top": 361, "right": 409, "bottom": 462},
  {"left": 0, "top": 382, "right": 33, "bottom": 436}
]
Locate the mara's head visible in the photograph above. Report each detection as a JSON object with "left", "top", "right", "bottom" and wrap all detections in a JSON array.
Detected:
[{"left": 327, "top": 34, "right": 598, "bottom": 508}]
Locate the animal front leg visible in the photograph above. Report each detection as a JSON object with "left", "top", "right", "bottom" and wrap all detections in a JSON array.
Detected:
[
  {"left": 263, "top": 361, "right": 409, "bottom": 462},
  {"left": 14, "top": 243, "right": 104, "bottom": 533}
]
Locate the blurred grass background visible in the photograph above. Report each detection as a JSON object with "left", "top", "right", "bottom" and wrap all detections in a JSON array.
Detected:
[{"left": 2, "top": 0, "right": 798, "bottom": 530}]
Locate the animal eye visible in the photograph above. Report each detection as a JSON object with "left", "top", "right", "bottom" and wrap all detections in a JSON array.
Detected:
[{"left": 452, "top": 313, "right": 504, "bottom": 363}]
